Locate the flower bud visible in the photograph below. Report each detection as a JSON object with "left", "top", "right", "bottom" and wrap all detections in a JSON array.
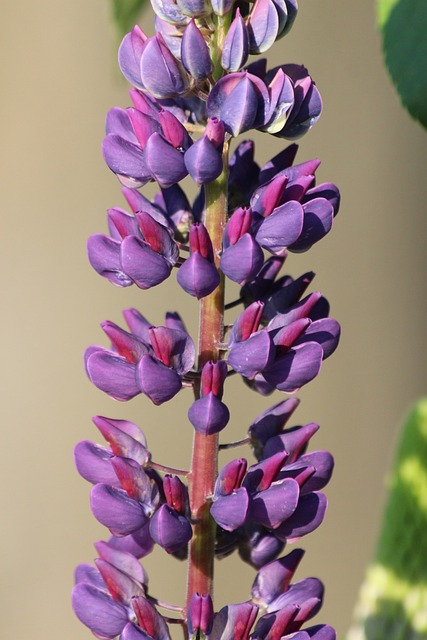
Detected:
[
  {"left": 181, "top": 19, "right": 212, "bottom": 80},
  {"left": 149, "top": 504, "right": 192, "bottom": 553},
  {"left": 188, "top": 593, "right": 214, "bottom": 636},
  {"left": 140, "top": 34, "right": 190, "bottom": 99},
  {"left": 221, "top": 10, "right": 249, "bottom": 72},
  {"left": 247, "top": 0, "right": 280, "bottom": 54}
]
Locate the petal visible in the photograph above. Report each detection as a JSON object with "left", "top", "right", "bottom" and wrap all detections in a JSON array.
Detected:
[
  {"left": 251, "top": 479, "right": 300, "bottom": 528},
  {"left": 95, "top": 558, "right": 145, "bottom": 604},
  {"left": 102, "top": 134, "right": 150, "bottom": 183},
  {"left": 90, "top": 483, "right": 148, "bottom": 536},
  {"left": 72, "top": 583, "right": 128, "bottom": 639},
  {"left": 121, "top": 235, "right": 172, "bottom": 289},
  {"left": 228, "top": 330, "right": 274, "bottom": 379},
  {"left": 92, "top": 416, "right": 149, "bottom": 465},
  {"left": 288, "top": 198, "right": 334, "bottom": 252},
  {"left": 295, "top": 318, "right": 340, "bottom": 359},
  {"left": 184, "top": 136, "right": 223, "bottom": 184},
  {"left": 249, "top": 397, "right": 300, "bottom": 453},
  {"left": 149, "top": 504, "right": 192, "bottom": 553},
  {"left": 262, "top": 342, "right": 323, "bottom": 392},
  {"left": 210, "top": 603, "right": 258, "bottom": 640},
  {"left": 210, "top": 488, "right": 250, "bottom": 531},
  {"left": 118, "top": 26, "right": 147, "bottom": 89},
  {"left": 95, "top": 541, "right": 147, "bottom": 586},
  {"left": 220, "top": 234, "right": 264, "bottom": 285},
  {"left": 144, "top": 132, "right": 188, "bottom": 188},
  {"left": 256, "top": 201, "right": 304, "bottom": 253},
  {"left": 87, "top": 234, "right": 133, "bottom": 287},
  {"left": 181, "top": 19, "right": 212, "bottom": 79},
  {"left": 188, "top": 393, "right": 230, "bottom": 435},
  {"left": 137, "top": 354, "right": 182, "bottom": 405},
  {"left": 275, "top": 491, "right": 328, "bottom": 541},
  {"left": 85, "top": 349, "right": 140, "bottom": 401},
  {"left": 177, "top": 252, "right": 220, "bottom": 298},
  {"left": 74, "top": 440, "right": 118, "bottom": 485},
  {"left": 251, "top": 548, "right": 305, "bottom": 605}
]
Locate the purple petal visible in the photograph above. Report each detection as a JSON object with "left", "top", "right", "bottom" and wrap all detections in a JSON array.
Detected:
[
  {"left": 74, "top": 441, "right": 118, "bottom": 485},
  {"left": 220, "top": 234, "right": 264, "bottom": 285},
  {"left": 305, "top": 625, "right": 336, "bottom": 640},
  {"left": 288, "top": 198, "right": 334, "bottom": 252},
  {"left": 181, "top": 19, "right": 212, "bottom": 79},
  {"left": 295, "top": 318, "right": 340, "bottom": 359},
  {"left": 275, "top": 491, "right": 328, "bottom": 541},
  {"left": 108, "top": 208, "right": 140, "bottom": 240},
  {"left": 74, "top": 563, "right": 106, "bottom": 589},
  {"left": 144, "top": 132, "right": 188, "bottom": 188},
  {"left": 251, "top": 548, "right": 305, "bottom": 605},
  {"left": 262, "top": 422, "right": 320, "bottom": 462},
  {"left": 239, "top": 526, "right": 284, "bottom": 569},
  {"left": 108, "top": 523, "right": 154, "bottom": 559},
  {"left": 135, "top": 211, "right": 179, "bottom": 264},
  {"left": 121, "top": 235, "right": 172, "bottom": 289},
  {"left": 249, "top": 397, "right": 300, "bottom": 453},
  {"left": 210, "top": 487, "right": 250, "bottom": 531},
  {"left": 214, "top": 458, "right": 247, "bottom": 497},
  {"left": 258, "top": 144, "right": 298, "bottom": 184},
  {"left": 91, "top": 483, "right": 148, "bottom": 536},
  {"left": 121, "top": 622, "right": 153, "bottom": 640},
  {"left": 188, "top": 393, "right": 230, "bottom": 435},
  {"left": 122, "top": 308, "right": 152, "bottom": 343},
  {"left": 184, "top": 136, "right": 223, "bottom": 184},
  {"left": 251, "top": 478, "right": 300, "bottom": 528},
  {"left": 87, "top": 234, "right": 133, "bottom": 287},
  {"left": 140, "top": 35, "right": 189, "bottom": 98},
  {"left": 177, "top": 252, "right": 220, "bottom": 298},
  {"left": 221, "top": 9, "right": 249, "bottom": 72},
  {"left": 251, "top": 604, "right": 299, "bottom": 640},
  {"left": 149, "top": 504, "right": 192, "bottom": 553},
  {"left": 263, "top": 342, "right": 323, "bottom": 392},
  {"left": 137, "top": 354, "right": 182, "bottom": 405},
  {"left": 247, "top": 0, "right": 279, "bottom": 54},
  {"left": 279, "top": 450, "right": 334, "bottom": 495},
  {"left": 106, "top": 108, "right": 138, "bottom": 143},
  {"left": 118, "top": 26, "right": 147, "bottom": 89},
  {"left": 102, "top": 134, "right": 150, "bottom": 183},
  {"left": 85, "top": 349, "right": 140, "bottom": 401},
  {"left": 228, "top": 330, "right": 274, "bottom": 379},
  {"left": 256, "top": 201, "right": 304, "bottom": 253},
  {"left": 72, "top": 583, "right": 128, "bottom": 639},
  {"left": 304, "top": 182, "right": 340, "bottom": 216}
]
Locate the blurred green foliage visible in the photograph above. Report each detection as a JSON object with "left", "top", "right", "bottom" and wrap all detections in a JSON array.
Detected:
[
  {"left": 377, "top": 0, "right": 427, "bottom": 129},
  {"left": 110, "top": 0, "right": 147, "bottom": 39}
]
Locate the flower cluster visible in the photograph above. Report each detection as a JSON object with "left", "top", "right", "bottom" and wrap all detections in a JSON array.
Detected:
[{"left": 73, "top": 1, "right": 341, "bottom": 639}]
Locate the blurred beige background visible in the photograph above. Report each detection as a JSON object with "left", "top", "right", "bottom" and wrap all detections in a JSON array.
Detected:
[{"left": 1, "top": 1, "right": 427, "bottom": 638}]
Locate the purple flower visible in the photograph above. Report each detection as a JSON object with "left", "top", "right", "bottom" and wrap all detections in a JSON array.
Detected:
[
  {"left": 84, "top": 310, "right": 195, "bottom": 404},
  {"left": 177, "top": 222, "right": 220, "bottom": 298}
]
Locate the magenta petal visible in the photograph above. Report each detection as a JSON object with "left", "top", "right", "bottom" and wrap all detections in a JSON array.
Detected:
[
  {"left": 121, "top": 235, "right": 172, "bottom": 289},
  {"left": 210, "top": 602, "right": 258, "bottom": 640},
  {"left": 251, "top": 604, "right": 299, "bottom": 640},
  {"left": 220, "top": 234, "right": 264, "bottom": 285},
  {"left": 74, "top": 441, "right": 117, "bottom": 485},
  {"left": 149, "top": 504, "right": 192, "bottom": 553},
  {"left": 137, "top": 354, "right": 182, "bottom": 405},
  {"left": 92, "top": 416, "right": 149, "bottom": 465},
  {"left": 95, "top": 558, "right": 145, "bottom": 604},
  {"left": 263, "top": 342, "right": 323, "bottom": 392},
  {"left": 149, "top": 326, "right": 195, "bottom": 375},
  {"left": 177, "top": 252, "right": 220, "bottom": 298},
  {"left": 210, "top": 487, "right": 250, "bottom": 531},
  {"left": 91, "top": 483, "right": 148, "bottom": 536},
  {"left": 72, "top": 583, "right": 128, "bottom": 639},
  {"left": 95, "top": 541, "right": 147, "bottom": 586},
  {"left": 87, "top": 234, "right": 133, "bottom": 287},
  {"left": 228, "top": 330, "right": 274, "bottom": 379},
  {"left": 275, "top": 491, "right": 328, "bottom": 541},
  {"left": 188, "top": 393, "right": 230, "bottom": 435},
  {"left": 86, "top": 349, "right": 140, "bottom": 401},
  {"left": 132, "top": 596, "right": 172, "bottom": 640}
]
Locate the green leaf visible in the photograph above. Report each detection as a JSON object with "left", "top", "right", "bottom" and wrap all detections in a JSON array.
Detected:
[
  {"left": 347, "top": 398, "right": 427, "bottom": 639},
  {"left": 377, "top": 0, "right": 427, "bottom": 129},
  {"left": 110, "top": 0, "right": 147, "bottom": 39}
]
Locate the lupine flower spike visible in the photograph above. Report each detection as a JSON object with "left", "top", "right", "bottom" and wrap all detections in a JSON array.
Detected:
[{"left": 73, "top": 2, "right": 341, "bottom": 640}]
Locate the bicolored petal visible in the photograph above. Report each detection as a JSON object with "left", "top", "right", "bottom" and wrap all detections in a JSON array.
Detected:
[{"left": 210, "top": 602, "right": 258, "bottom": 640}]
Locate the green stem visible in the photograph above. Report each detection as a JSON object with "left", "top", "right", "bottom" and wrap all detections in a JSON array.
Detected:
[
  {"left": 186, "top": 143, "right": 229, "bottom": 608},
  {"left": 211, "top": 13, "right": 232, "bottom": 81}
]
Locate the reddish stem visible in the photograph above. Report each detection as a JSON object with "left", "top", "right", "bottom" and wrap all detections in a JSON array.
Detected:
[{"left": 186, "top": 144, "right": 229, "bottom": 607}]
